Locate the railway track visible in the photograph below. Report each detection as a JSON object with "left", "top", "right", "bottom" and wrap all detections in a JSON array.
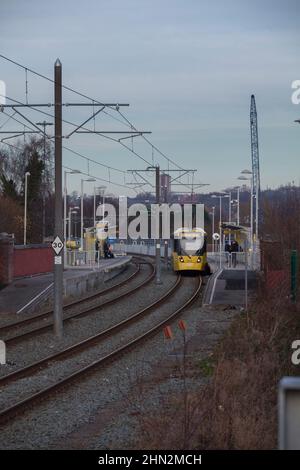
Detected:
[
  {"left": 0, "top": 261, "right": 140, "bottom": 334},
  {"left": 1, "top": 258, "right": 155, "bottom": 345},
  {"left": 0, "top": 274, "right": 202, "bottom": 425}
]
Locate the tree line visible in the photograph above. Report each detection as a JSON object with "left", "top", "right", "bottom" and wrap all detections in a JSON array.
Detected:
[{"left": 0, "top": 137, "right": 54, "bottom": 243}]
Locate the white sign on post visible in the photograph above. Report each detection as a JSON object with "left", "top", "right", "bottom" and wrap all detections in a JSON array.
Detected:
[
  {"left": 52, "top": 236, "right": 64, "bottom": 255},
  {"left": 0, "top": 340, "right": 6, "bottom": 365},
  {"left": 279, "top": 377, "right": 300, "bottom": 449}
]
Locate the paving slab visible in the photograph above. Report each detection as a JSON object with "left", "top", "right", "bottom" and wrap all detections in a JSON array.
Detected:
[
  {"left": 203, "top": 265, "right": 258, "bottom": 307},
  {"left": 0, "top": 256, "right": 132, "bottom": 315}
]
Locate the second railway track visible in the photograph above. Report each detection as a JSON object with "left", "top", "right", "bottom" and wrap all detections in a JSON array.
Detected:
[
  {"left": 0, "top": 274, "right": 202, "bottom": 425},
  {"left": 0, "top": 257, "right": 155, "bottom": 345}
]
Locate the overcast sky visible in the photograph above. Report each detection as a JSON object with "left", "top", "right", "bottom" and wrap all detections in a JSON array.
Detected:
[{"left": 1, "top": 0, "right": 300, "bottom": 195}]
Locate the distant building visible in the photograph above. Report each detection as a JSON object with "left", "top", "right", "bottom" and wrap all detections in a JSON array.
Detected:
[{"left": 160, "top": 173, "right": 171, "bottom": 202}]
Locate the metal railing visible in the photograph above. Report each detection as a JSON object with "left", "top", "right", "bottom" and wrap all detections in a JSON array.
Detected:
[
  {"left": 113, "top": 239, "right": 171, "bottom": 257},
  {"left": 208, "top": 251, "right": 247, "bottom": 268},
  {"left": 65, "top": 248, "right": 125, "bottom": 269},
  {"left": 64, "top": 241, "right": 261, "bottom": 271},
  {"left": 208, "top": 249, "right": 261, "bottom": 270}
]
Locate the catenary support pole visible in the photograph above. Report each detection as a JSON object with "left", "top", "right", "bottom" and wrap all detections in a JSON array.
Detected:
[
  {"left": 155, "top": 166, "right": 161, "bottom": 284},
  {"left": 219, "top": 196, "right": 222, "bottom": 269},
  {"left": 291, "top": 250, "right": 298, "bottom": 303},
  {"left": 245, "top": 237, "right": 248, "bottom": 310},
  {"left": 54, "top": 58, "right": 63, "bottom": 338}
]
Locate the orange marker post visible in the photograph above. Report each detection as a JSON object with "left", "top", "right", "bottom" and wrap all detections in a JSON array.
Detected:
[{"left": 163, "top": 325, "right": 173, "bottom": 339}]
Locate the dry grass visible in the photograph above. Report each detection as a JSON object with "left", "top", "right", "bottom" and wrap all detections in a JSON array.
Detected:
[
  {"left": 132, "top": 294, "right": 300, "bottom": 450},
  {"left": 130, "top": 190, "right": 300, "bottom": 449}
]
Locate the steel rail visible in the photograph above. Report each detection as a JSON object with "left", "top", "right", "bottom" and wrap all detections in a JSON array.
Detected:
[
  {"left": 3, "top": 260, "right": 155, "bottom": 345},
  {"left": 0, "top": 261, "right": 140, "bottom": 335},
  {"left": 0, "top": 276, "right": 202, "bottom": 424}
]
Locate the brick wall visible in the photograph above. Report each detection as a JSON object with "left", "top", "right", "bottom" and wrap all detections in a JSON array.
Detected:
[
  {"left": 0, "top": 235, "right": 14, "bottom": 286},
  {"left": 13, "top": 245, "right": 53, "bottom": 278}
]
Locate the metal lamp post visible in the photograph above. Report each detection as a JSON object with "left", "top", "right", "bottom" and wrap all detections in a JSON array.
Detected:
[
  {"left": 93, "top": 187, "right": 97, "bottom": 227},
  {"left": 36, "top": 121, "right": 53, "bottom": 242},
  {"left": 80, "top": 178, "right": 96, "bottom": 250},
  {"left": 24, "top": 171, "right": 30, "bottom": 245},
  {"left": 147, "top": 165, "right": 161, "bottom": 284},
  {"left": 68, "top": 209, "right": 78, "bottom": 242},
  {"left": 212, "top": 194, "right": 229, "bottom": 268},
  {"left": 211, "top": 206, "right": 215, "bottom": 253},
  {"left": 239, "top": 170, "right": 253, "bottom": 252},
  {"left": 96, "top": 186, "right": 107, "bottom": 223},
  {"left": 66, "top": 208, "right": 78, "bottom": 266},
  {"left": 230, "top": 185, "right": 241, "bottom": 226},
  {"left": 64, "top": 170, "right": 81, "bottom": 248},
  {"left": 237, "top": 186, "right": 240, "bottom": 225}
]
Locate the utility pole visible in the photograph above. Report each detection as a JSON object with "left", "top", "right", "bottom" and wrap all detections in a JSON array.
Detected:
[
  {"left": 24, "top": 171, "right": 30, "bottom": 245},
  {"left": 219, "top": 196, "right": 222, "bottom": 268},
  {"left": 155, "top": 166, "right": 162, "bottom": 284},
  {"left": 244, "top": 237, "right": 248, "bottom": 310},
  {"left": 211, "top": 206, "right": 215, "bottom": 253},
  {"left": 81, "top": 177, "right": 96, "bottom": 250},
  {"left": 250, "top": 95, "right": 260, "bottom": 241},
  {"left": 54, "top": 59, "right": 63, "bottom": 338},
  {"left": 36, "top": 120, "right": 53, "bottom": 242},
  {"left": 237, "top": 187, "right": 240, "bottom": 225},
  {"left": 212, "top": 194, "right": 229, "bottom": 269},
  {"left": 162, "top": 181, "right": 168, "bottom": 268}
]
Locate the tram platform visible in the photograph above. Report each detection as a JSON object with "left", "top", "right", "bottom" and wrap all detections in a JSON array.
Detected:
[
  {"left": 203, "top": 267, "right": 258, "bottom": 307},
  {"left": 0, "top": 256, "right": 132, "bottom": 316}
]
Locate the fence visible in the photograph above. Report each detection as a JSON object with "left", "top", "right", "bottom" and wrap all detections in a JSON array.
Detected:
[
  {"left": 14, "top": 244, "right": 53, "bottom": 278},
  {"left": 208, "top": 247, "right": 260, "bottom": 270},
  {"left": 208, "top": 251, "right": 248, "bottom": 268},
  {"left": 113, "top": 239, "right": 171, "bottom": 257},
  {"left": 260, "top": 240, "right": 299, "bottom": 300},
  {"left": 65, "top": 238, "right": 263, "bottom": 274}
]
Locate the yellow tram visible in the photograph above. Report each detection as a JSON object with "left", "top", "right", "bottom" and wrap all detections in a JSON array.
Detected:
[{"left": 172, "top": 227, "right": 210, "bottom": 273}]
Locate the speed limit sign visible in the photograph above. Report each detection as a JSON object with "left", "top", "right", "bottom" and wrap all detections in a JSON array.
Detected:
[{"left": 51, "top": 236, "right": 64, "bottom": 255}]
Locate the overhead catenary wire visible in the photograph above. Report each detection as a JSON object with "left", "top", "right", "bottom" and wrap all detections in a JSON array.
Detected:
[
  {"left": 0, "top": 54, "right": 207, "bottom": 191},
  {"left": 0, "top": 54, "right": 187, "bottom": 171},
  {"left": 0, "top": 109, "right": 127, "bottom": 176},
  {"left": 0, "top": 102, "right": 198, "bottom": 194},
  {"left": 0, "top": 92, "right": 153, "bottom": 167},
  {"left": 0, "top": 138, "right": 137, "bottom": 193},
  {"left": 0, "top": 113, "right": 140, "bottom": 192}
]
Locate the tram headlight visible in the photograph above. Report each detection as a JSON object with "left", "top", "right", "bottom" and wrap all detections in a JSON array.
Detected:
[
  {"left": 179, "top": 257, "right": 184, "bottom": 262},
  {"left": 197, "top": 257, "right": 201, "bottom": 263}
]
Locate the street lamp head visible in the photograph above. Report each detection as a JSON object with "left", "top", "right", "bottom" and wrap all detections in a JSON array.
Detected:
[
  {"left": 211, "top": 193, "right": 229, "bottom": 199},
  {"left": 70, "top": 169, "right": 81, "bottom": 174},
  {"left": 241, "top": 169, "right": 252, "bottom": 175},
  {"left": 25, "top": 171, "right": 30, "bottom": 177},
  {"left": 146, "top": 165, "right": 159, "bottom": 171},
  {"left": 238, "top": 176, "right": 249, "bottom": 181},
  {"left": 294, "top": 119, "right": 300, "bottom": 124}
]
